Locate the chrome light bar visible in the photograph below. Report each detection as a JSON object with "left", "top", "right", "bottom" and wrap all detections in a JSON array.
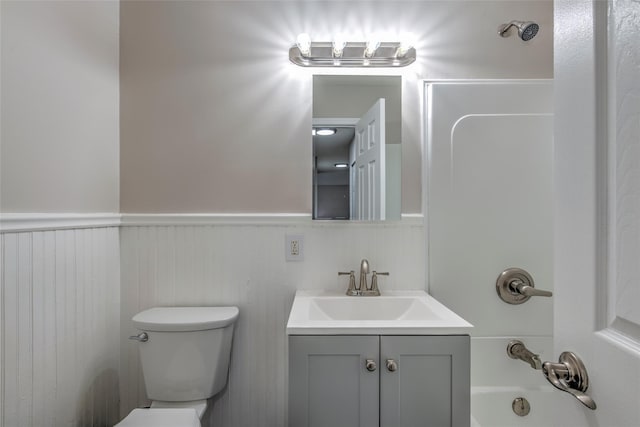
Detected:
[{"left": 289, "top": 41, "right": 416, "bottom": 68}]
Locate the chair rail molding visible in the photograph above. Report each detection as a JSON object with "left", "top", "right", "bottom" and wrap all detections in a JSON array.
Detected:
[
  {"left": 120, "top": 213, "right": 423, "bottom": 227},
  {"left": 1, "top": 212, "right": 424, "bottom": 233},
  {"left": 0, "top": 213, "right": 122, "bottom": 233}
]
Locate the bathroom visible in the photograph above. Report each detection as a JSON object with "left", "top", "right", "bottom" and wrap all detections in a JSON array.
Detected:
[{"left": 1, "top": 0, "right": 639, "bottom": 426}]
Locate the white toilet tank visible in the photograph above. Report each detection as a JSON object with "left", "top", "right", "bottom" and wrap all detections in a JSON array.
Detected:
[{"left": 132, "top": 306, "right": 239, "bottom": 402}]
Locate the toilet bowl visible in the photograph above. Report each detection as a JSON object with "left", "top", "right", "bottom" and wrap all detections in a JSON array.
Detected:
[{"left": 116, "top": 306, "right": 239, "bottom": 427}]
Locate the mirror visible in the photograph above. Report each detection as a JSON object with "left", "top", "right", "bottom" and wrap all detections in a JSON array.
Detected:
[{"left": 312, "top": 75, "right": 402, "bottom": 221}]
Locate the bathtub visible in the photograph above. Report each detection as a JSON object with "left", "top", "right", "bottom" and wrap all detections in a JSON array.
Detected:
[{"left": 471, "top": 386, "right": 556, "bottom": 427}]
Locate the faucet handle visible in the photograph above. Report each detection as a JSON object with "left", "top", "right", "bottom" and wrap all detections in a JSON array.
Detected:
[
  {"left": 339, "top": 271, "right": 358, "bottom": 296},
  {"left": 363, "top": 271, "right": 388, "bottom": 296}
]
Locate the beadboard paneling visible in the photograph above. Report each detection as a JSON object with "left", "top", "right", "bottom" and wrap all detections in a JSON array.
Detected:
[
  {"left": 119, "top": 222, "right": 425, "bottom": 426},
  {"left": 1, "top": 227, "right": 120, "bottom": 427}
]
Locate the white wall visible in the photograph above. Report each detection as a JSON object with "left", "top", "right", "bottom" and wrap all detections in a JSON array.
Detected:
[
  {"left": 120, "top": 0, "right": 553, "bottom": 214},
  {"left": 119, "top": 220, "right": 425, "bottom": 425},
  {"left": 0, "top": 1, "right": 120, "bottom": 213},
  {"left": 1, "top": 227, "right": 121, "bottom": 426}
]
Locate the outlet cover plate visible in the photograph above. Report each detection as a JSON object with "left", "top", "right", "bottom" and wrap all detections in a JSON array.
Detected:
[{"left": 285, "top": 234, "right": 304, "bottom": 261}]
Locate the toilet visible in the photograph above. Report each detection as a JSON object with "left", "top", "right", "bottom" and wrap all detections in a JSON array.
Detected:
[{"left": 117, "top": 306, "right": 239, "bottom": 427}]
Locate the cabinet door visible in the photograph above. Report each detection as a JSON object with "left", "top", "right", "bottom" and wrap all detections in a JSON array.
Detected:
[
  {"left": 289, "top": 335, "right": 379, "bottom": 427},
  {"left": 380, "top": 335, "right": 470, "bottom": 427}
]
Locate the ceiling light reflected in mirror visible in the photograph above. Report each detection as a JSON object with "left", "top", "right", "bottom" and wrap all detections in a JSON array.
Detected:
[{"left": 315, "top": 128, "right": 336, "bottom": 136}]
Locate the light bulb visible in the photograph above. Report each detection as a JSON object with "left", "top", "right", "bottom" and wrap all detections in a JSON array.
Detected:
[
  {"left": 364, "top": 36, "right": 380, "bottom": 58},
  {"left": 296, "top": 33, "right": 311, "bottom": 57},
  {"left": 397, "top": 32, "right": 416, "bottom": 57},
  {"left": 332, "top": 35, "right": 346, "bottom": 58}
]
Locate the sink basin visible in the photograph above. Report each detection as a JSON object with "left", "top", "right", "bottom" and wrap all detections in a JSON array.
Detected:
[
  {"left": 309, "top": 296, "right": 440, "bottom": 321},
  {"left": 287, "top": 290, "right": 473, "bottom": 335}
]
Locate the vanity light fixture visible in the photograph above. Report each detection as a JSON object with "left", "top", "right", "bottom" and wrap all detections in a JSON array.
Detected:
[
  {"left": 334, "top": 163, "right": 349, "bottom": 168},
  {"left": 290, "top": 33, "right": 416, "bottom": 67}
]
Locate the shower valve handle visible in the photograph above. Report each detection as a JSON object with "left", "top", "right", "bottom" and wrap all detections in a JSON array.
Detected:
[
  {"left": 496, "top": 268, "right": 552, "bottom": 304},
  {"left": 510, "top": 280, "right": 552, "bottom": 298}
]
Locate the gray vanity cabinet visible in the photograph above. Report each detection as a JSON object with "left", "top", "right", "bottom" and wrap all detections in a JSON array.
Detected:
[
  {"left": 288, "top": 335, "right": 470, "bottom": 427},
  {"left": 379, "top": 335, "right": 470, "bottom": 427},
  {"left": 288, "top": 335, "right": 380, "bottom": 427}
]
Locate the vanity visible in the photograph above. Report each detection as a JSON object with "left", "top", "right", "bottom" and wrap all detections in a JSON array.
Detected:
[{"left": 286, "top": 290, "right": 473, "bottom": 427}]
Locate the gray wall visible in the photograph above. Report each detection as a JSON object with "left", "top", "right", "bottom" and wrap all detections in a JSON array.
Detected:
[
  {"left": 1, "top": 1, "right": 120, "bottom": 213},
  {"left": 0, "top": 0, "right": 553, "bottom": 215},
  {"left": 120, "top": 0, "right": 553, "bottom": 214}
]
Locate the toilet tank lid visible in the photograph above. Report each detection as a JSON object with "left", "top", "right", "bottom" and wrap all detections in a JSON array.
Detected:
[{"left": 133, "top": 307, "right": 239, "bottom": 332}]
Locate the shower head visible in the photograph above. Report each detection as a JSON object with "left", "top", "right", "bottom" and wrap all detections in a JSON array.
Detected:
[{"left": 499, "top": 20, "right": 539, "bottom": 41}]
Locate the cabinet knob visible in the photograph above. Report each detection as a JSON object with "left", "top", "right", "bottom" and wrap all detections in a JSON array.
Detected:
[
  {"left": 365, "top": 359, "right": 377, "bottom": 372},
  {"left": 386, "top": 359, "right": 398, "bottom": 372}
]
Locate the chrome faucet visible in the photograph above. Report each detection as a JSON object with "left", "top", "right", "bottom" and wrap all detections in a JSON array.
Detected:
[
  {"left": 359, "top": 259, "right": 370, "bottom": 292},
  {"left": 339, "top": 259, "right": 389, "bottom": 296},
  {"left": 507, "top": 340, "right": 542, "bottom": 370}
]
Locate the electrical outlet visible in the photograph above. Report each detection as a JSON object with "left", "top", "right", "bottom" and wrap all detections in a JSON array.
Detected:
[{"left": 285, "top": 234, "right": 304, "bottom": 261}]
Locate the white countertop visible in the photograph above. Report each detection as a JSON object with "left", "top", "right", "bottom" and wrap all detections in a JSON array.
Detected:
[{"left": 286, "top": 290, "right": 473, "bottom": 335}]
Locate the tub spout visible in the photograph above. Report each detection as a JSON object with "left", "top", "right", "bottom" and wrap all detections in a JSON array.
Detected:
[{"left": 507, "top": 340, "right": 542, "bottom": 370}]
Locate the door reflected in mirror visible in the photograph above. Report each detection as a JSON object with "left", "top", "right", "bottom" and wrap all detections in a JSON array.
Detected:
[{"left": 313, "top": 75, "right": 401, "bottom": 221}]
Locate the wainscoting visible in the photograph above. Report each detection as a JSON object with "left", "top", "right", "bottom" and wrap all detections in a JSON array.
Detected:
[
  {"left": 119, "top": 218, "right": 425, "bottom": 426},
  {"left": 1, "top": 225, "right": 121, "bottom": 427}
]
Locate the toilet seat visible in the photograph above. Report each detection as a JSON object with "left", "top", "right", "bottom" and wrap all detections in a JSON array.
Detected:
[
  {"left": 115, "top": 408, "right": 200, "bottom": 427},
  {"left": 151, "top": 399, "right": 207, "bottom": 418}
]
